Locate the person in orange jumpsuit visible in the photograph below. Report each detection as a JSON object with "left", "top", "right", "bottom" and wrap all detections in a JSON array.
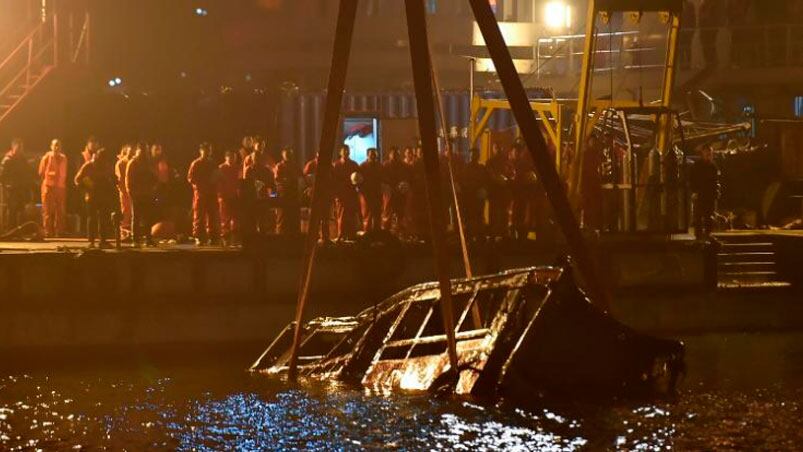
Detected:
[
  {"left": 38, "top": 139, "right": 68, "bottom": 238},
  {"left": 150, "top": 144, "right": 175, "bottom": 221},
  {"left": 274, "top": 147, "right": 302, "bottom": 236},
  {"left": 510, "top": 141, "right": 537, "bottom": 240},
  {"left": 581, "top": 135, "right": 604, "bottom": 231},
  {"left": 74, "top": 149, "right": 116, "bottom": 248},
  {"left": 217, "top": 150, "right": 240, "bottom": 245},
  {"left": 381, "top": 147, "right": 409, "bottom": 233},
  {"left": 486, "top": 142, "right": 513, "bottom": 238},
  {"left": 243, "top": 149, "right": 276, "bottom": 236},
  {"left": 241, "top": 138, "right": 274, "bottom": 179},
  {"left": 126, "top": 144, "right": 156, "bottom": 247},
  {"left": 407, "top": 147, "right": 428, "bottom": 239},
  {"left": 331, "top": 144, "right": 360, "bottom": 241},
  {"left": 187, "top": 143, "right": 219, "bottom": 245},
  {"left": 358, "top": 148, "right": 383, "bottom": 233},
  {"left": 115, "top": 145, "right": 132, "bottom": 239},
  {"left": 459, "top": 147, "right": 490, "bottom": 240},
  {"left": 1, "top": 138, "right": 34, "bottom": 231},
  {"left": 238, "top": 136, "right": 254, "bottom": 178},
  {"left": 81, "top": 136, "right": 99, "bottom": 164},
  {"left": 303, "top": 155, "right": 331, "bottom": 241}
]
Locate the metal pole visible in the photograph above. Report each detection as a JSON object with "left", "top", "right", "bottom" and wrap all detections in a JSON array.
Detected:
[
  {"left": 468, "top": 56, "right": 477, "bottom": 152},
  {"left": 287, "top": 0, "right": 359, "bottom": 381},
  {"left": 405, "top": 0, "right": 459, "bottom": 371},
  {"left": 469, "top": 57, "right": 475, "bottom": 107},
  {"left": 572, "top": 0, "right": 598, "bottom": 200},
  {"left": 52, "top": 9, "right": 58, "bottom": 67},
  {"left": 469, "top": 0, "right": 610, "bottom": 309},
  {"left": 85, "top": 12, "right": 90, "bottom": 65},
  {"left": 657, "top": 12, "right": 681, "bottom": 155}
]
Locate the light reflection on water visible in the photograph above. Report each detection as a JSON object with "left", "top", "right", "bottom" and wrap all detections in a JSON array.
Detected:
[{"left": 0, "top": 333, "right": 801, "bottom": 450}]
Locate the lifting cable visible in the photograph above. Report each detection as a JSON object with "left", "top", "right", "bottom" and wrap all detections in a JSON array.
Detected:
[{"left": 427, "top": 14, "right": 483, "bottom": 328}]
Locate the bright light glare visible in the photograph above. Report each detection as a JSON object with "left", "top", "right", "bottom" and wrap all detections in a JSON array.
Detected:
[
  {"left": 195, "top": 7, "right": 208, "bottom": 17},
  {"left": 544, "top": 2, "right": 571, "bottom": 30}
]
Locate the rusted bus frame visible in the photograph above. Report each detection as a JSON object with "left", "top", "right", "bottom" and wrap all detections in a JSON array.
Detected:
[
  {"left": 363, "top": 275, "right": 532, "bottom": 394},
  {"left": 391, "top": 289, "right": 483, "bottom": 365},
  {"left": 386, "top": 329, "right": 490, "bottom": 349}
]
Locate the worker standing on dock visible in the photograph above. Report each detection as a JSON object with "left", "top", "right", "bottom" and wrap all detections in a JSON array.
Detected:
[
  {"left": 187, "top": 143, "right": 220, "bottom": 246},
  {"left": 126, "top": 144, "right": 156, "bottom": 247},
  {"left": 243, "top": 149, "right": 276, "bottom": 237},
  {"left": 274, "top": 147, "right": 302, "bottom": 236},
  {"left": 358, "top": 148, "right": 382, "bottom": 233},
  {"left": 581, "top": 135, "right": 604, "bottom": 231},
  {"left": 381, "top": 147, "right": 408, "bottom": 234},
  {"left": 237, "top": 136, "right": 254, "bottom": 178},
  {"left": 332, "top": 144, "right": 360, "bottom": 241},
  {"left": 38, "top": 139, "right": 68, "bottom": 238},
  {"left": 74, "top": 149, "right": 115, "bottom": 248},
  {"left": 150, "top": 144, "right": 175, "bottom": 223},
  {"left": 690, "top": 144, "right": 720, "bottom": 239},
  {"left": 487, "top": 142, "right": 513, "bottom": 239},
  {"left": 407, "top": 147, "right": 427, "bottom": 239},
  {"left": 510, "top": 141, "right": 536, "bottom": 240},
  {"left": 303, "top": 155, "right": 331, "bottom": 242},
  {"left": 115, "top": 145, "right": 133, "bottom": 240},
  {"left": 81, "top": 136, "right": 99, "bottom": 164},
  {"left": 217, "top": 150, "right": 241, "bottom": 245},
  {"left": 1, "top": 139, "right": 33, "bottom": 232},
  {"left": 242, "top": 137, "right": 273, "bottom": 179},
  {"left": 460, "top": 147, "right": 489, "bottom": 240}
]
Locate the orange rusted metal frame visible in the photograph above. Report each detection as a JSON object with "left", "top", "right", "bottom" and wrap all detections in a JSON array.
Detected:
[
  {"left": 469, "top": 0, "right": 610, "bottom": 309},
  {"left": 287, "top": 0, "right": 359, "bottom": 380}
]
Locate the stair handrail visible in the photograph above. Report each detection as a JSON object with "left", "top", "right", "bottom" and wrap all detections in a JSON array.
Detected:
[
  {"left": 0, "top": 20, "right": 49, "bottom": 75},
  {"left": 71, "top": 12, "right": 90, "bottom": 64},
  {"left": 0, "top": 41, "right": 54, "bottom": 102}
]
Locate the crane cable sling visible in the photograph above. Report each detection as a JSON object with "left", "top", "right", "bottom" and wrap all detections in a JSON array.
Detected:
[{"left": 427, "top": 20, "right": 483, "bottom": 328}]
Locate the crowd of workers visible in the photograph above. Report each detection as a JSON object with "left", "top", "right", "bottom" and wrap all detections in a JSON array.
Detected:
[{"left": 0, "top": 135, "right": 570, "bottom": 247}]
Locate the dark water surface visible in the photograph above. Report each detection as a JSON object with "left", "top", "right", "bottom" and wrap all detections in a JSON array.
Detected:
[{"left": 1, "top": 333, "right": 801, "bottom": 451}]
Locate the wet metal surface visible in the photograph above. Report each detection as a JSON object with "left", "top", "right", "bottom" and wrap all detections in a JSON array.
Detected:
[{"left": 0, "top": 333, "right": 801, "bottom": 450}]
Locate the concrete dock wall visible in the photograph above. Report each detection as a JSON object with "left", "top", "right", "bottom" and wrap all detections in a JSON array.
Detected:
[{"left": 0, "top": 239, "right": 721, "bottom": 351}]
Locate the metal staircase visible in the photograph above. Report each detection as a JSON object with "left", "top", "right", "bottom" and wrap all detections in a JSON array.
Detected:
[
  {"left": 716, "top": 235, "right": 791, "bottom": 289},
  {"left": 0, "top": 12, "right": 90, "bottom": 127}
]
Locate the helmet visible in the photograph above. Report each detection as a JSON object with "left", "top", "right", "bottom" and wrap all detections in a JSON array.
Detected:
[{"left": 351, "top": 171, "right": 364, "bottom": 185}]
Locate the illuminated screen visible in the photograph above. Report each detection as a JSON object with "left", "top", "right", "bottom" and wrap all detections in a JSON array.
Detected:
[{"left": 342, "top": 117, "right": 379, "bottom": 164}]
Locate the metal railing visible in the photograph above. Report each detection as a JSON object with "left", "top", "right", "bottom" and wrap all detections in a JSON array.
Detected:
[
  {"left": 0, "top": 19, "right": 56, "bottom": 123},
  {"left": 535, "top": 29, "right": 669, "bottom": 77},
  {"left": 533, "top": 24, "right": 803, "bottom": 78},
  {"left": 0, "top": 11, "right": 89, "bottom": 126}
]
